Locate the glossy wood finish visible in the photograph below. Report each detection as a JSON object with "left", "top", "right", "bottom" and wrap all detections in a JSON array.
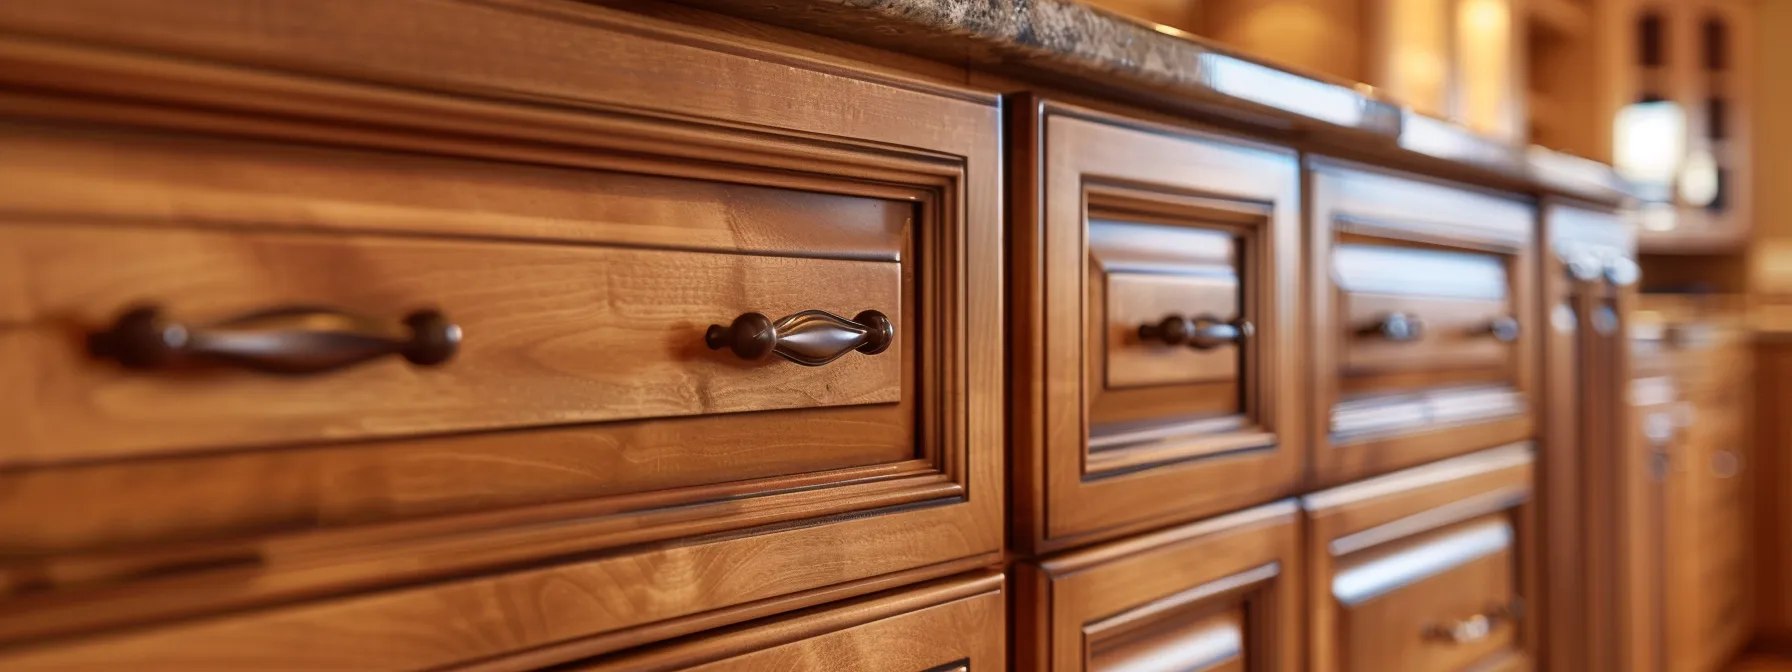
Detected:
[
  {"left": 0, "top": 1, "right": 1005, "bottom": 666},
  {"left": 1014, "top": 502, "right": 1303, "bottom": 672},
  {"left": 1303, "top": 443, "right": 1536, "bottom": 672},
  {"left": 1758, "top": 337, "right": 1792, "bottom": 651},
  {"left": 1633, "top": 299, "right": 1754, "bottom": 672},
  {"left": 1010, "top": 99, "right": 1304, "bottom": 554},
  {"left": 1537, "top": 201, "right": 1637, "bottom": 672},
  {"left": 1, "top": 222, "right": 908, "bottom": 464},
  {"left": 1308, "top": 158, "right": 1538, "bottom": 486},
  {"left": 561, "top": 572, "right": 1005, "bottom": 672}
]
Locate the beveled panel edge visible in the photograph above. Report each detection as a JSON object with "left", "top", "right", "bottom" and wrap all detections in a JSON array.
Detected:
[
  {"left": 1331, "top": 517, "right": 1513, "bottom": 605},
  {"left": 557, "top": 570, "right": 1005, "bottom": 672},
  {"left": 1309, "top": 156, "right": 1538, "bottom": 251},
  {"left": 1300, "top": 442, "right": 1535, "bottom": 514},
  {"left": 1035, "top": 500, "right": 1298, "bottom": 578},
  {"left": 1328, "top": 486, "right": 1531, "bottom": 557},
  {"left": 1082, "top": 562, "right": 1280, "bottom": 638}
]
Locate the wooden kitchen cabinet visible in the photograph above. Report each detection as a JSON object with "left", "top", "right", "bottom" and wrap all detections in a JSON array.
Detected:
[
  {"left": 0, "top": 1, "right": 1004, "bottom": 667},
  {"left": 1304, "top": 444, "right": 1537, "bottom": 672},
  {"left": 1015, "top": 502, "right": 1303, "bottom": 672},
  {"left": 1010, "top": 99, "right": 1306, "bottom": 554},
  {"left": 1309, "top": 159, "right": 1538, "bottom": 486}
]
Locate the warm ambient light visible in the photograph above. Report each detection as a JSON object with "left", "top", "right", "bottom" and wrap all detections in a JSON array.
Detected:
[
  {"left": 1679, "top": 149, "right": 1720, "bottom": 207},
  {"left": 1200, "top": 53, "right": 1367, "bottom": 127},
  {"left": 1612, "top": 100, "right": 1686, "bottom": 203}
]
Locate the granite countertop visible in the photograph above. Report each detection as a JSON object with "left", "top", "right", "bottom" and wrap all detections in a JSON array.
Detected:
[{"left": 672, "top": 0, "right": 1632, "bottom": 204}]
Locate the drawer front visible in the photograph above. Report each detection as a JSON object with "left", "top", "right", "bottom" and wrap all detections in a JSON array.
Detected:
[
  {"left": 1, "top": 571, "right": 1006, "bottom": 672},
  {"left": 1013, "top": 102, "right": 1304, "bottom": 553},
  {"left": 1016, "top": 502, "right": 1303, "bottom": 672},
  {"left": 0, "top": 3, "right": 1005, "bottom": 664},
  {"left": 1310, "top": 162, "right": 1537, "bottom": 485},
  {"left": 561, "top": 572, "right": 1006, "bottom": 672},
  {"left": 1335, "top": 517, "right": 1518, "bottom": 671},
  {"left": 1, "top": 220, "right": 907, "bottom": 465},
  {"left": 1304, "top": 444, "right": 1535, "bottom": 672}
]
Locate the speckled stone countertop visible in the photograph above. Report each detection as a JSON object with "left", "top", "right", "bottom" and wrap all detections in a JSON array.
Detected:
[{"left": 670, "top": 0, "right": 1632, "bottom": 204}]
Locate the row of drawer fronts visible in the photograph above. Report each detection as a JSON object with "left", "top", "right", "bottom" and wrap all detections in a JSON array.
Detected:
[
  {"left": 0, "top": 6, "right": 1588, "bottom": 671},
  {"left": 0, "top": 444, "right": 1529, "bottom": 670},
  {"left": 0, "top": 109, "right": 1579, "bottom": 558},
  {"left": 1019, "top": 107, "right": 1565, "bottom": 552},
  {"left": 1020, "top": 443, "right": 1534, "bottom": 672}
]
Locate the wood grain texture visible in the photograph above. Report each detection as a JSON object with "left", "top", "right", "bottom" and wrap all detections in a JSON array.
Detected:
[
  {"left": 0, "top": 406, "right": 913, "bottom": 557},
  {"left": 1757, "top": 338, "right": 1792, "bottom": 649},
  {"left": 1103, "top": 273, "right": 1240, "bottom": 389},
  {"left": 1633, "top": 298, "right": 1754, "bottom": 672},
  {"left": 563, "top": 571, "right": 1005, "bottom": 672},
  {"left": 0, "top": 222, "right": 906, "bottom": 465},
  {"left": 1015, "top": 501, "right": 1303, "bottom": 672},
  {"left": 0, "top": 505, "right": 1000, "bottom": 670},
  {"left": 1302, "top": 443, "right": 1535, "bottom": 672},
  {"left": 0, "top": 121, "right": 912, "bottom": 257},
  {"left": 1308, "top": 158, "right": 1538, "bottom": 487},
  {"left": 1010, "top": 99, "right": 1303, "bottom": 554}
]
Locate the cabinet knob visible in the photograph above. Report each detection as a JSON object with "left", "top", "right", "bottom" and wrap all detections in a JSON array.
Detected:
[
  {"left": 1605, "top": 257, "right": 1641, "bottom": 287},
  {"left": 1359, "top": 312, "right": 1425, "bottom": 342},
  {"left": 1567, "top": 251, "right": 1605, "bottom": 281},
  {"left": 1713, "top": 449, "right": 1742, "bottom": 479},
  {"left": 89, "top": 305, "right": 460, "bottom": 375},
  {"left": 1424, "top": 602, "right": 1518, "bottom": 645},
  {"left": 1137, "top": 314, "right": 1252, "bottom": 350},
  {"left": 706, "top": 309, "right": 892, "bottom": 367},
  {"left": 1482, "top": 316, "right": 1522, "bottom": 342}
]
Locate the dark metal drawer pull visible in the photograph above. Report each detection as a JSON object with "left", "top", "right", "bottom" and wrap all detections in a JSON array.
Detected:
[
  {"left": 90, "top": 305, "right": 460, "bottom": 375},
  {"left": 1137, "top": 314, "right": 1252, "bottom": 350},
  {"left": 706, "top": 309, "right": 893, "bottom": 367},
  {"left": 1481, "top": 316, "right": 1522, "bottom": 342}
]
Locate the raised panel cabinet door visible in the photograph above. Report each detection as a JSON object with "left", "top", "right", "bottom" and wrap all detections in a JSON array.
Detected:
[
  {"left": 1304, "top": 444, "right": 1537, "bottom": 672},
  {"left": 1309, "top": 159, "right": 1538, "bottom": 486},
  {"left": 1014, "top": 501, "right": 1303, "bottom": 672},
  {"left": 0, "top": 2, "right": 1005, "bottom": 668},
  {"left": 1011, "top": 99, "right": 1305, "bottom": 554}
]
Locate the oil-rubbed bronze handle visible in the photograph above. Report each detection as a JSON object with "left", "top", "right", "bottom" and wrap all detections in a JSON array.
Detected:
[
  {"left": 1482, "top": 315, "right": 1522, "bottom": 342},
  {"left": 89, "top": 305, "right": 461, "bottom": 375},
  {"left": 1359, "top": 312, "right": 1425, "bottom": 342},
  {"left": 1424, "top": 602, "right": 1518, "bottom": 645},
  {"left": 706, "top": 309, "right": 893, "bottom": 367},
  {"left": 1137, "top": 314, "right": 1253, "bottom": 350}
]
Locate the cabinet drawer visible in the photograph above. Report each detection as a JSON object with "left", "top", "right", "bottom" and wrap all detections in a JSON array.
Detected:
[
  {"left": 1304, "top": 444, "right": 1535, "bottom": 672},
  {"left": 1310, "top": 161, "right": 1537, "bottom": 484},
  {"left": 553, "top": 572, "right": 1005, "bottom": 672},
  {"left": 1012, "top": 101, "right": 1305, "bottom": 553},
  {"left": 2, "top": 222, "right": 907, "bottom": 466},
  {"left": 0, "top": 5, "right": 1005, "bottom": 661},
  {"left": 1016, "top": 502, "right": 1303, "bottom": 671},
  {"left": 0, "top": 570, "right": 1006, "bottom": 672}
]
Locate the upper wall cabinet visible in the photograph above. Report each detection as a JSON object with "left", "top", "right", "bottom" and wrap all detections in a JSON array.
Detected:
[
  {"left": 1010, "top": 99, "right": 1305, "bottom": 553},
  {"left": 1309, "top": 159, "right": 1538, "bottom": 486}
]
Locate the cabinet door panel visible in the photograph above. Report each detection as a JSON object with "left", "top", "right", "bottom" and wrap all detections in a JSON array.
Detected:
[
  {"left": 1310, "top": 161, "right": 1537, "bottom": 485},
  {"left": 1305, "top": 444, "right": 1536, "bottom": 672},
  {"left": 1017, "top": 501, "right": 1303, "bottom": 672},
  {"left": 1013, "top": 100, "right": 1304, "bottom": 553}
]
